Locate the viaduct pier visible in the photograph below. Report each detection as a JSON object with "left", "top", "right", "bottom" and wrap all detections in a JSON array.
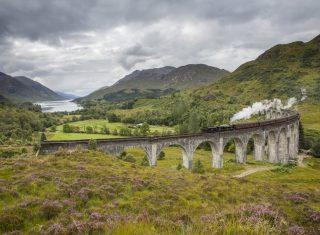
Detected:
[{"left": 40, "top": 111, "right": 300, "bottom": 169}]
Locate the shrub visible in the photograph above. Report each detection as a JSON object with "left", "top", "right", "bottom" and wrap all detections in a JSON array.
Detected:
[
  {"left": 21, "top": 148, "right": 28, "bottom": 154},
  {"left": 86, "top": 126, "right": 94, "bottom": 134},
  {"left": 157, "top": 151, "right": 165, "bottom": 160},
  {"left": 272, "top": 163, "right": 296, "bottom": 173},
  {"left": 227, "top": 142, "right": 235, "bottom": 153},
  {"left": 88, "top": 139, "right": 97, "bottom": 150},
  {"left": 287, "top": 225, "right": 305, "bottom": 235},
  {"left": 310, "top": 211, "right": 320, "bottom": 222},
  {"left": 40, "top": 132, "right": 47, "bottom": 141},
  {"left": 102, "top": 126, "right": 110, "bottom": 134},
  {"left": 119, "top": 127, "right": 132, "bottom": 136},
  {"left": 192, "top": 160, "right": 205, "bottom": 174},
  {"left": 133, "top": 128, "right": 140, "bottom": 136},
  {"left": 299, "top": 123, "right": 307, "bottom": 149},
  {"left": 141, "top": 155, "right": 150, "bottom": 166},
  {"left": 139, "top": 122, "right": 150, "bottom": 136},
  {"left": 0, "top": 149, "right": 17, "bottom": 158},
  {"left": 119, "top": 151, "right": 127, "bottom": 159},
  {"left": 122, "top": 154, "right": 136, "bottom": 163},
  {"left": 39, "top": 200, "right": 63, "bottom": 219},
  {"left": 118, "top": 151, "right": 136, "bottom": 163},
  {"left": 107, "top": 113, "right": 120, "bottom": 122},
  {"left": 177, "top": 163, "right": 182, "bottom": 170},
  {"left": 50, "top": 125, "right": 57, "bottom": 132},
  {"left": 63, "top": 124, "right": 73, "bottom": 133},
  {"left": 0, "top": 211, "right": 24, "bottom": 232},
  {"left": 43, "top": 223, "right": 67, "bottom": 234},
  {"left": 285, "top": 192, "right": 309, "bottom": 204},
  {"left": 112, "top": 129, "right": 118, "bottom": 135},
  {"left": 311, "top": 140, "right": 320, "bottom": 157},
  {"left": 33, "top": 143, "right": 40, "bottom": 152}
]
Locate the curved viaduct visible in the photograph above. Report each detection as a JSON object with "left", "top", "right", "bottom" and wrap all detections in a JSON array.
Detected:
[{"left": 40, "top": 111, "right": 300, "bottom": 169}]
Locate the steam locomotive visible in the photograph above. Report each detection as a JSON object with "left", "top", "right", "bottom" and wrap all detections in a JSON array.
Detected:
[
  {"left": 201, "top": 114, "right": 299, "bottom": 133},
  {"left": 201, "top": 124, "right": 235, "bottom": 133}
]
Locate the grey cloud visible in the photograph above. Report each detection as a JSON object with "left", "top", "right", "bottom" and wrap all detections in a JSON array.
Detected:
[
  {"left": 118, "top": 44, "right": 154, "bottom": 69},
  {"left": 1, "top": 0, "right": 318, "bottom": 44},
  {"left": 0, "top": 0, "right": 319, "bottom": 96}
]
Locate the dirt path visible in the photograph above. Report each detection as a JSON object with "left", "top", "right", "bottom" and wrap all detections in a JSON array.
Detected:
[
  {"left": 234, "top": 154, "right": 309, "bottom": 178},
  {"left": 233, "top": 166, "right": 276, "bottom": 178}
]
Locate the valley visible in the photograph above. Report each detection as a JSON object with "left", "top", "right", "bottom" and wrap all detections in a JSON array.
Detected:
[
  {"left": 0, "top": 28, "right": 319, "bottom": 234},
  {"left": 46, "top": 119, "right": 174, "bottom": 141}
]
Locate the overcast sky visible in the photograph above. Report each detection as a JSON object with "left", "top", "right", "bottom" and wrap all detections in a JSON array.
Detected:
[{"left": 0, "top": 0, "right": 319, "bottom": 96}]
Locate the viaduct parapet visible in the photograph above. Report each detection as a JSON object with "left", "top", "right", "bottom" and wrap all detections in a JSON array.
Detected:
[{"left": 40, "top": 112, "right": 300, "bottom": 169}]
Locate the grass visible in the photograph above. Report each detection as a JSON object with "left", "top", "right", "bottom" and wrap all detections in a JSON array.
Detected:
[
  {"left": 46, "top": 132, "right": 120, "bottom": 141},
  {"left": 0, "top": 146, "right": 319, "bottom": 234},
  {"left": 47, "top": 119, "right": 175, "bottom": 141},
  {"left": 298, "top": 103, "right": 320, "bottom": 131},
  {"left": 56, "top": 119, "right": 174, "bottom": 133}
]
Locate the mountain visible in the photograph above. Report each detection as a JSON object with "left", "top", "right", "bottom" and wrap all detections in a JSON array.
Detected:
[
  {"left": 0, "top": 94, "right": 10, "bottom": 105},
  {"left": 162, "top": 64, "right": 229, "bottom": 90},
  {"left": 193, "top": 33, "right": 320, "bottom": 103},
  {"left": 0, "top": 72, "right": 64, "bottom": 103},
  {"left": 79, "top": 64, "right": 229, "bottom": 102},
  {"left": 104, "top": 34, "right": 320, "bottom": 136},
  {"left": 55, "top": 91, "right": 79, "bottom": 100}
]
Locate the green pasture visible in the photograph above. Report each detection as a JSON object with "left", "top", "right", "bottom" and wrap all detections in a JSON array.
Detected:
[{"left": 47, "top": 119, "right": 175, "bottom": 141}]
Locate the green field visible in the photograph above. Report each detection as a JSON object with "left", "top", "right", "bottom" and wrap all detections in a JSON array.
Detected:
[
  {"left": 298, "top": 103, "right": 320, "bottom": 131},
  {"left": 47, "top": 119, "right": 175, "bottom": 141},
  {"left": 46, "top": 132, "right": 119, "bottom": 141},
  {"left": 0, "top": 147, "right": 319, "bottom": 234}
]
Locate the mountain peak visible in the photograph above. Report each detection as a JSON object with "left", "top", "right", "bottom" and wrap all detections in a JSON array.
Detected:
[
  {"left": 81, "top": 64, "right": 229, "bottom": 102},
  {"left": 310, "top": 34, "right": 320, "bottom": 43},
  {"left": 114, "top": 66, "right": 176, "bottom": 85}
]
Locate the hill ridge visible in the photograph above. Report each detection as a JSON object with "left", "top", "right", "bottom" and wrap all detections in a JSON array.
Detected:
[
  {"left": 0, "top": 72, "right": 63, "bottom": 103},
  {"left": 80, "top": 64, "right": 229, "bottom": 102}
]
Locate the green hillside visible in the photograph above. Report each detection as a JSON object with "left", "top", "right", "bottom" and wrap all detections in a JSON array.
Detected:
[
  {"left": 196, "top": 34, "right": 320, "bottom": 103},
  {"left": 108, "top": 34, "right": 319, "bottom": 124},
  {"left": 0, "top": 72, "right": 64, "bottom": 103}
]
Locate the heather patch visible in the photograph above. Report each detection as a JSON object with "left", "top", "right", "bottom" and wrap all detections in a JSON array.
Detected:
[
  {"left": 285, "top": 192, "right": 309, "bottom": 204},
  {"left": 0, "top": 150, "right": 318, "bottom": 233},
  {"left": 40, "top": 200, "right": 63, "bottom": 219},
  {"left": 288, "top": 225, "right": 305, "bottom": 235}
]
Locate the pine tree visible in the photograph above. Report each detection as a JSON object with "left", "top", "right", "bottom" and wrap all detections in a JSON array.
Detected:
[
  {"left": 299, "top": 122, "right": 306, "bottom": 149},
  {"left": 157, "top": 151, "right": 165, "bottom": 160},
  {"left": 40, "top": 132, "right": 47, "bottom": 142},
  {"left": 141, "top": 155, "right": 150, "bottom": 166},
  {"left": 188, "top": 112, "right": 200, "bottom": 133},
  {"left": 192, "top": 160, "right": 205, "bottom": 174}
]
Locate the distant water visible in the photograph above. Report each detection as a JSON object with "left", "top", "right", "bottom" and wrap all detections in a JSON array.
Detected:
[{"left": 35, "top": 100, "right": 82, "bottom": 113}]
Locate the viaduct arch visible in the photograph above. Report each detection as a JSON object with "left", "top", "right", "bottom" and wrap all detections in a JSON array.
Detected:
[{"left": 40, "top": 111, "right": 300, "bottom": 169}]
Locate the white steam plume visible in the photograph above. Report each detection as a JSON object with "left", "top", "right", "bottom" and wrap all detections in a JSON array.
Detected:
[
  {"left": 230, "top": 88, "right": 307, "bottom": 122},
  {"left": 230, "top": 97, "right": 297, "bottom": 122},
  {"left": 301, "top": 87, "right": 307, "bottom": 101}
]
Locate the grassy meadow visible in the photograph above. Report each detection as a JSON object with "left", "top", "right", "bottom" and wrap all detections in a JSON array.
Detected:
[
  {"left": 298, "top": 103, "right": 320, "bottom": 131},
  {"left": 0, "top": 146, "right": 319, "bottom": 234},
  {"left": 46, "top": 119, "right": 175, "bottom": 141}
]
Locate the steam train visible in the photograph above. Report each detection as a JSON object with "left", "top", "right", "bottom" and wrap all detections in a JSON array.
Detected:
[{"left": 201, "top": 114, "right": 299, "bottom": 133}]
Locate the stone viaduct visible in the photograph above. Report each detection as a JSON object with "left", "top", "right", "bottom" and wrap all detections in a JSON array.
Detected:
[{"left": 40, "top": 111, "right": 300, "bottom": 169}]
